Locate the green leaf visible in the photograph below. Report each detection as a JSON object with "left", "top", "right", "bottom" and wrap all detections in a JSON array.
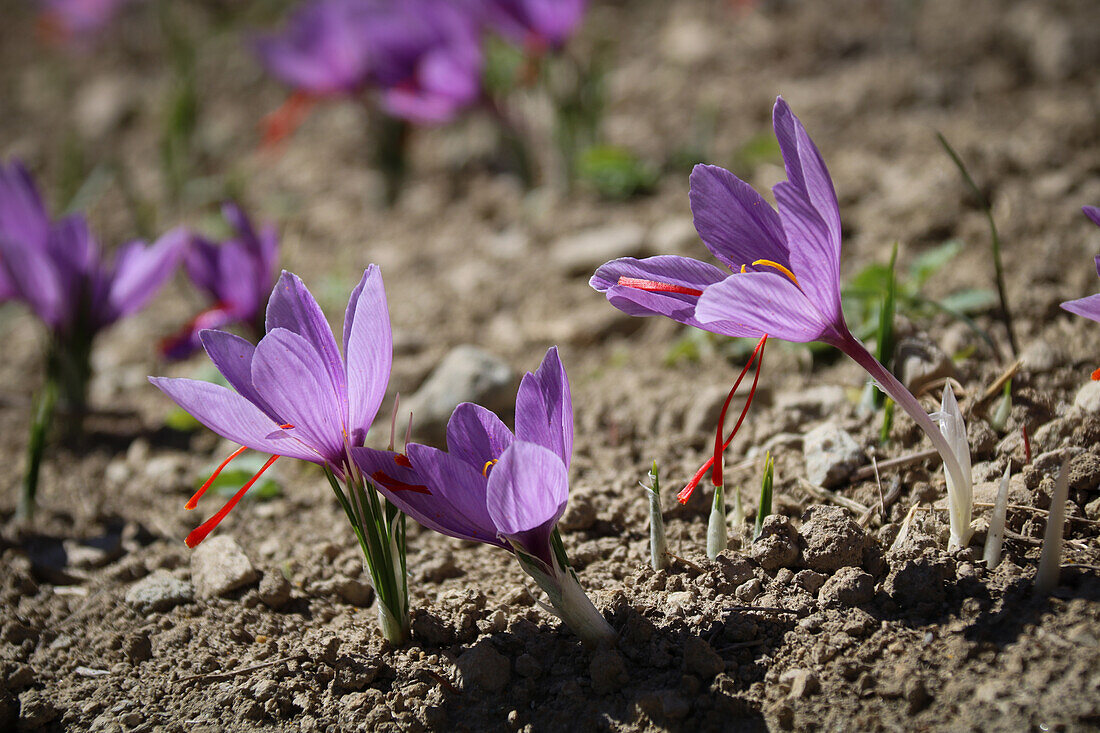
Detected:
[
  {"left": 164, "top": 408, "right": 200, "bottom": 432},
  {"left": 909, "top": 240, "right": 962, "bottom": 287},
  {"left": 938, "top": 288, "right": 998, "bottom": 314},
  {"left": 576, "top": 145, "right": 658, "bottom": 200}
]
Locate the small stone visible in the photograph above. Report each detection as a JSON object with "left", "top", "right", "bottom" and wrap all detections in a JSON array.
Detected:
[
  {"left": 257, "top": 571, "right": 292, "bottom": 610},
  {"left": 1074, "top": 382, "right": 1100, "bottom": 414},
  {"left": 551, "top": 223, "right": 647, "bottom": 276},
  {"left": 457, "top": 642, "right": 511, "bottom": 692},
  {"left": 404, "top": 346, "right": 515, "bottom": 441},
  {"left": 803, "top": 423, "right": 864, "bottom": 488},
  {"left": 335, "top": 577, "right": 374, "bottom": 608},
  {"left": 125, "top": 571, "right": 194, "bottom": 614},
  {"left": 799, "top": 506, "right": 868, "bottom": 572},
  {"left": 589, "top": 649, "right": 629, "bottom": 695},
  {"left": 748, "top": 515, "right": 801, "bottom": 570},
  {"left": 124, "top": 632, "right": 153, "bottom": 663},
  {"left": 682, "top": 637, "right": 724, "bottom": 679},
  {"left": 793, "top": 570, "right": 826, "bottom": 595},
  {"left": 819, "top": 567, "right": 874, "bottom": 607},
  {"left": 190, "top": 536, "right": 259, "bottom": 598},
  {"left": 735, "top": 578, "right": 762, "bottom": 603},
  {"left": 780, "top": 669, "right": 820, "bottom": 699},
  {"left": 897, "top": 338, "right": 954, "bottom": 394}
]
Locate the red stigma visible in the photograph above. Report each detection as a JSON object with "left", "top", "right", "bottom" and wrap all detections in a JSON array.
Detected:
[
  {"left": 260, "top": 91, "right": 317, "bottom": 151},
  {"left": 186, "top": 424, "right": 293, "bottom": 511},
  {"left": 617, "top": 277, "right": 704, "bottom": 297},
  {"left": 394, "top": 454, "right": 412, "bottom": 468},
  {"left": 370, "top": 471, "right": 431, "bottom": 495},
  {"left": 185, "top": 454, "right": 281, "bottom": 548},
  {"left": 678, "top": 335, "right": 767, "bottom": 504},
  {"left": 1092, "top": 366, "right": 1100, "bottom": 381}
]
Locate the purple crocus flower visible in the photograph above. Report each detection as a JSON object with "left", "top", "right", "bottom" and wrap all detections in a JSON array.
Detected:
[
  {"left": 1059, "top": 205, "right": 1100, "bottom": 379},
  {"left": 591, "top": 97, "right": 968, "bottom": 507},
  {"left": 353, "top": 348, "right": 615, "bottom": 645},
  {"left": 160, "top": 203, "right": 279, "bottom": 360},
  {"left": 482, "top": 0, "right": 587, "bottom": 51},
  {"left": 255, "top": 0, "right": 483, "bottom": 126},
  {"left": 149, "top": 267, "right": 393, "bottom": 548},
  {"left": 0, "top": 158, "right": 185, "bottom": 341}
]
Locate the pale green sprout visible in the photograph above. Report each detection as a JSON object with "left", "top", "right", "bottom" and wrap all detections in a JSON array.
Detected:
[
  {"left": 707, "top": 483, "right": 727, "bottom": 560},
  {"left": 990, "top": 380, "right": 1012, "bottom": 433},
  {"left": 643, "top": 461, "right": 669, "bottom": 571},
  {"left": 982, "top": 464, "right": 1011, "bottom": 570},
  {"left": 754, "top": 452, "right": 775, "bottom": 542},
  {"left": 1035, "top": 455, "right": 1073, "bottom": 595},
  {"left": 936, "top": 383, "right": 973, "bottom": 550}
]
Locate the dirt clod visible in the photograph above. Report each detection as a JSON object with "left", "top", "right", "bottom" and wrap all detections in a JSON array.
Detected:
[
  {"left": 818, "top": 567, "right": 874, "bottom": 608},
  {"left": 190, "top": 536, "right": 259, "bottom": 598},
  {"left": 799, "top": 506, "right": 868, "bottom": 573}
]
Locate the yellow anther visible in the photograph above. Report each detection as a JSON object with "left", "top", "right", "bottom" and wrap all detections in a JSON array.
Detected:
[
  {"left": 482, "top": 459, "right": 499, "bottom": 476},
  {"left": 751, "top": 259, "right": 800, "bottom": 286},
  {"left": 740, "top": 264, "right": 747, "bottom": 274}
]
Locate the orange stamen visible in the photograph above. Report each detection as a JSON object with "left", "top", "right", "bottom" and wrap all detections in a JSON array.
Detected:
[
  {"left": 482, "top": 459, "right": 498, "bottom": 476},
  {"left": 260, "top": 91, "right": 317, "bottom": 151},
  {"left": 678, "top": 334, "right": 767, "bottom": 504},
  {"left": 617, "top": 277, "right": 703, "bottom": 297},
  {"left": 750, "top": 259, "right": 800, "bottom": 286},
  {"left": 185, "top": 454, "right": 281, "bottom": 548}
]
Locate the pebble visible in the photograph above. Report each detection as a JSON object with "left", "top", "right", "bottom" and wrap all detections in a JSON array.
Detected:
[
  {"left": 589, "top": 649, "right": 629, "bottom": 695},
  {"left": 780, "top": 668, "right": 821, "bottom": 699},
  {"left": 190, "top": 536, "right": 259, "bottom": 598},
  {"left": 1074, "top": 381, "right": 1100, "bottom": 414},
  {"left": 803, "top": 423, "right": 864, "bottom": 488},
  {"left": 735, "top": 578, "right": 762, "bottom": 603},
  {"left": 793, "top": 570, "right": 826, "bottom": 595},
  {"left": 748, "top": 515, "right": 801, "bottom": 570},
  {"left": 258, "top": 571, "right": 292, "bottom": 610},
  {"left": 818, "top": 567, "right": 874, "bottom": 608},
  {"left": 896, "top": 338, "right": 954, "bottom": 394},
  {"left": 124, "top": 571, "right": 194, "bottom": 614},
  {"left": 799, "top": 506, "right": 868, "bottom": 572},
  {"left": 404, "top": 346, "right": 515, "bottom": 441},
  {"left": 457, "top": 642, "right": 511, "bottom": 692},
  {"left": 551, "top": 222, "right": 647, "bottom": 276},
  {"left": 682, "top": 636, "right": 724, "bottom": 679},
  {"left": 334, "top": 577, "right": 375, "bottom": 608}
]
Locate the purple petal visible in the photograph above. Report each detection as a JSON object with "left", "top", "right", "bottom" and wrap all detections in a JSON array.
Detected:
[
  {"left": 0, "top": 159, "right": 50, "bottom": 251},
  {"left": 1061, "top": 294, "right": 1100, "bottom": 324},
  {"left": 514, "top": 347, "right": 573, "bottom": 467},
  {"left": 773, "top": 180, "right": 843, "bottom": 326},
  {"left": 1083, "top": 206, "right": 1100, "bottom": 228},
  {"left": 184, "top": 234, "right": 221, "bottom": 297},
  {"left": 149, "top": 376, "right": 319, "bottom": 462},
  {"left": 0, "top": 230, "right": 63, "bottom": 327},
  {"left": 265, "top": 271, "right": 347, "bottom": 423},
  {"left": 486, "top": 441, "right": 569, "bottom": 567},
  {"left": 106, "top": 227, "right": 187, "bottom": 323},
  {"left": 689, "top": 164, "right": 789, "bottom": 271},
  {"left": 198, "top": 329, "right": 276, "bottom": 418},
  {"left": 404, "top": 443, "right": 508, "bottom": 546},
  {"left": 161, "top": 307, "right": 237, "bottom": 361},
  {"left": 445, "top": 402, "right": 515, "bottom": 470},
  {"left": 215, "top": 242, "right": 261, "bottom": 317},
  {"left": 251, "top": 327, "right": 346, "bottom": 464},
  {"left": 772, "top": 98, "right": 842, "bottom": 248},
  {"left": 342, "top": 266, "right": 392, "bottom": 445},
  {"left": 591, "top": 255, "right": 761, "bottom": 337},
  {"left": 695, "top": 271, "right": 831, "bottom": 343}
]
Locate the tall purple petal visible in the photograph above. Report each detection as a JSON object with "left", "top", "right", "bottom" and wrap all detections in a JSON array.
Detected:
[
  {"left": 0, "top": 230, "right": 63, "bottom": 327},
  {"left": 105, "top": 227, "right": 187, "bottom": 324},
  {"left": 695, "top": 271, "right": 833, "bottom": 343},
  {"left": 445, "top": 402, "right": 516, "bottom": 471},
  {"left": 514, "top": 347, "right": 573, "bottom": 467},
  {"left": 342, "top": 266, "right": 391, "bottom": 444},
  {"left": 486, "top": 441, "right": 569, "bottom": 567},
  {"left": 689, "top": 164, "right": 789, "bottom": 272},
  {"left": 1083, "top": 205, "right": 1100, "bottom": 228},
  {"left": 0, "top": 160, "right": 50, "bottom": 253},
  {"left": 198, "top": 329, "right": 277, "bottom": 419},
  {"left": 1061, "top": 294, "right": 1100, "bottom": 323}
]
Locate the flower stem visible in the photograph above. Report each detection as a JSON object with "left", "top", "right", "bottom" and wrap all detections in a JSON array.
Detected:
[
  {"left": 18, "top": 380, "right": 58, "bottom": 521},
  {"left": 707, "top": 483, "right": 727, "bottom": 559},
  {"left": 837, "top": 330, "right": 968, "bottom": 509}
]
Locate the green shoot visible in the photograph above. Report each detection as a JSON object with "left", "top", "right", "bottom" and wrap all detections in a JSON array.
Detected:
[
  {"left": 991, "top": 379, "right": 1012, "bottom": 433},
  {"left": 707, "top": 483, "right": 727, "bottom": 560},
  {"left": 983, "top": 464, "right": 1011, "bottom": 570},
  {"left": 643, "top": 461, "right": 668, "bottom": 571},
  {"left": 1035, "top": 454, "right": 1073, "bottom": 595},
  {"left": 18, "top": 380, "right": 58, "bottom": 520},
  {"left": 936, "top": 132, "right": 1017, "bottom": 357},
  {"left": 879, "top": 398, "right": 895, "bottom": 444},
  {"left": 754, "top": 452, "right": 774, "bottom": 541}
]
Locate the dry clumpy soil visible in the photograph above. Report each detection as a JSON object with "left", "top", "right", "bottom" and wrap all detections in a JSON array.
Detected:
[{"left": 3, "top": 0, "right": 1100, "bottom": 731}]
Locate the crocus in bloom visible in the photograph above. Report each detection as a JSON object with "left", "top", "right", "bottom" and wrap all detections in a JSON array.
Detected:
[
  {"left": 352, "top": 347, "right": 616, "bottom": 646},
  {"left": 0, "top": 159, "right": 186, "bottom": 405},
  {"left": 591, "top": 97, "right": 969, "bottom": 520},
  {"left": 150, "top": 267, "right": 413, "bottom": 642},
  {"left": 482, "top": 0, "right": 587, "bottom": 52},
  {"left": 161, "top": 203, "right": 279, "bottom": 360},
  {"left": 256, "top": 0, "right": 483, "bottom": 133},
  {"left": 1060, "top": 206, "right": 1100, "bottom": 379}
]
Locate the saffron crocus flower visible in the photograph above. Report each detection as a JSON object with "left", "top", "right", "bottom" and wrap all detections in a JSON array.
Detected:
[
  {"left": 0, "top": 158, "right": 185, "bottom": 518},
  {"left": 353, "top": 348, "right": 616, "bottom": 646},
  {"left": 150, "top": 267, "right": 412, "bottom": 643},
  {"left": 482, "top": 0, "right": 587, "bottom": 52},
  {"left": 591, "top": 97, "right": 969, "bottom": 523},
  {"left": 161, "top": 203, "right": 279, "bottom": 360},
  {"left": 1060, "top": 206, "right": 1100, "bottom": 379}
]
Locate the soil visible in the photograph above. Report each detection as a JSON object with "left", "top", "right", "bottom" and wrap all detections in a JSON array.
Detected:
[{"left": 2, "top": 0, "right": 1100, "bottom": 731}]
